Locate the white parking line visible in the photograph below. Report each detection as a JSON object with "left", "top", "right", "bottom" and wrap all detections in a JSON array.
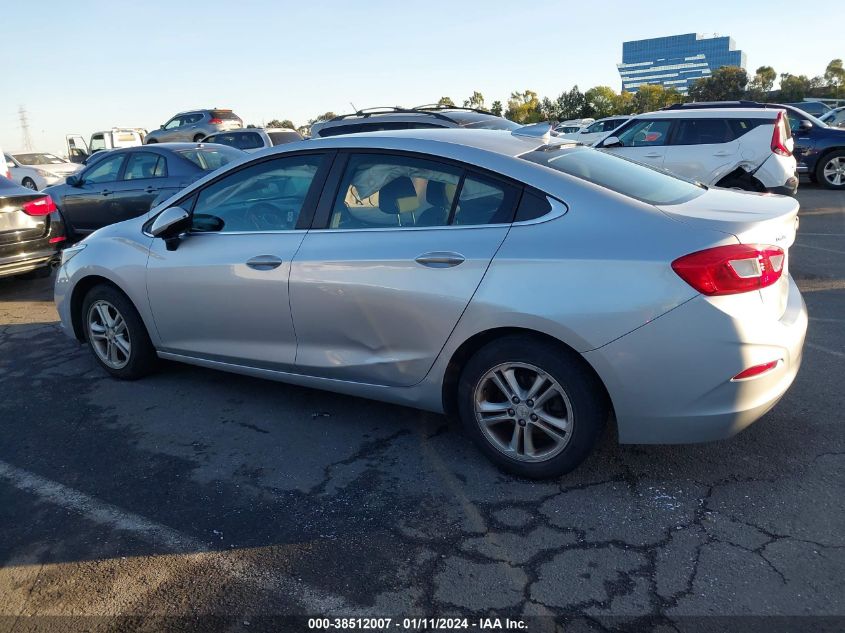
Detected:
[
  {"left": 793, "top": 243, "right": 845, "bottom": 256},
  {"left": 0, "top": 459, "right": 358, "bottom": 615},
  {"left": 805, "top": 342, "right": 845, "bottom": 359}
]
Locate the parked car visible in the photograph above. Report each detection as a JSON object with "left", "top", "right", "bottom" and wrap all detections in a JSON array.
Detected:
[
  {"left": 595, "top": 107, "right": 797, "bottom": 194},
  {"left": 0, "top": 176, "right": 65, "bottom": 279},
  {"left": 54, "top": 128, "right": 806, "bottom": 478},
  {"left": 561, "top": 116, "right": 632, "bottom": 144},
  {"left": 664, "top": 101, "right": 845, "bottom": 189},
  {"left": 145, "top": 109, "right": 243, "bottom": 144},
  {"left": 1, "top": 145, "right": 10, "bottom": 179},
  {"left": 781, "top": 101, "right": 832, "bottom": 117},
  {"left": 818, "top": 105, "right": 845, "bottom": 128},
  {"left": 66, "top": 129, "right": 147, "bottom": 164},
  {"left": 5, "top": 152, "right": 82, "bottom": 190},
  {"left": 203, "top": 127, "right": 303, "bottom": 152},
  {"left": 553, "top": 118, "right": 595, "bottom": 135},
  {"left": 310, "top": 106, "right": 521, "bottom": 138},
  {"left": 44, "top": 143, "right": 243, "bottom": 240}
]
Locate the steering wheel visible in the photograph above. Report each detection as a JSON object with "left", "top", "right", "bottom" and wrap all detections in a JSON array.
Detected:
[{"left": 245, "top": 202, "right": 288, "bottom": 231}]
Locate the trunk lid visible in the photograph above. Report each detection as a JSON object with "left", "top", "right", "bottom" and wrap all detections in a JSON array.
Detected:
[
  {"left": 0, "top": 190, "right": 51, "bottom": 245},
  {"left": 658, "top": 188, "right": 799, "bottom": 317}
]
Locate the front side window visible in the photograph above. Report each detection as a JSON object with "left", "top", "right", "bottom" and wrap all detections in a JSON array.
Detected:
[
  {"left": 191, "top": 155, "right": 324, "bottom": 233},
  {"left": 83, "top": 154, "right": 125, "bottom": 184},
  {"left": 175, "top": 147, "right": 242, "bottom": 171},
  {"left": 163, "top": 117, "right": 183, "bottom": 130},
  {"left": 328, "top": 154, "right": 462, "bottom": 229},
  {"left": 123, "top": 152, "right": 166, "bottom": 180},
  {"left": 615, "top": 119, "right": 672, "bottom": 147}
]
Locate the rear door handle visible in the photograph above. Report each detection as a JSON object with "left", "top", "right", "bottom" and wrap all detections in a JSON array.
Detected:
[
  {"left": 415, "top": 251, "right": 465, "bottom": 268},
  {"left": 713, "top": 151, "right": 732, "bottom": 156},
  {"left": 101, "top": 189, "right": 112, "bottom": 197},
  {"left": 145, "top": 186, "right": 158, "bottom": 194},
  {"left": 246, "top": 255, "right": 283, "bottom": 270}
]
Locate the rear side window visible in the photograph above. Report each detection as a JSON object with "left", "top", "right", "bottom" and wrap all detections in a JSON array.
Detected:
[
  {"left": 672, "top": 119, "right": 735, "bottom": 145},
  {"left": 520, "top": 146, "right": 705, "bottom": 206},
  {"left": 453, "top": 175, "right": 520, "bottom": 226},
  {"left": 514, "top": 190, "right": 552, "bottom": 222},
  {"left": 123, "top": 152, "right": 166, "bottom": 180}
]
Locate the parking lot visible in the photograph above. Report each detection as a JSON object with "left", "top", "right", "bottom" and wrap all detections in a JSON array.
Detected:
[{"left": 0, "top": 183, "right": 842, "bottom": 631}]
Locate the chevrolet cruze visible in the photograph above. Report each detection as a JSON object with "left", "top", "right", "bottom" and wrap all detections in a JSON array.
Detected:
[{"left": 54, "top": 128, "right": 807, "bottom": 478}]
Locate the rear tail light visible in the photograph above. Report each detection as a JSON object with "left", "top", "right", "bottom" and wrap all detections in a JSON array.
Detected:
[
  {"left": 771, "top": 111, "right": 791, "bottom": 157},
  {"left": 49, "top": 236, "right": 66, "bottom": 244},
  {"left": 208, "top": 118, "right": 223, "bottom": 124},
  {"left": 21, "top": 195, "right": 58, "bottom": 216},
  {"left": 732, "top": 360, "right": 780, "bottom": 381},
  {"left": 671, "top": 244, "right": 785, "bottom": 296}
]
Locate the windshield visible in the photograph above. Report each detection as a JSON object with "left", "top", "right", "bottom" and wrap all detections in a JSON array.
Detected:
[
  {"left": 520, "top": 146, "right": 705, "bottom": 206},
  {"left": 784, "top": 107, "right": 828, "bottom": 128},
  {"left": 13, "top": 153, "right": 66, "bottom": 166},
  {"left": 175, "top": 146, "right": 242, "bottom": 171}
]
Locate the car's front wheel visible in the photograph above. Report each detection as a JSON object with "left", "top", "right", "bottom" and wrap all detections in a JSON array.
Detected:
[
  {"left": 817, "top": 150, "right": 845, "bottom": 189},
  {"left": 82, "top": 285, "right": 157, "bottom": 379},
  {"left": 457, "top": 335, "right": 608, "bottom": 479}
]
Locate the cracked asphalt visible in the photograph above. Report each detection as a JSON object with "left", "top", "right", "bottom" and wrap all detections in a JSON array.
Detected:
[{"left": 0, "top": 183, "right": 843, "bottom": 632}]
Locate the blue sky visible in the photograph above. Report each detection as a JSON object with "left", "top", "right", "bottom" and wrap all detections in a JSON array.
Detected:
[{"left": 1, "top": 0, "right": 840, "bottom": 154}]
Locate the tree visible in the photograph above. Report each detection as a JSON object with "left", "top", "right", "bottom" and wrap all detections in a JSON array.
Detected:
[
  {"left": 437, "top": 96, "right": 455, "bottom": 107},
  {"left": 584, "top": 86, "right": 618, "bottom": 119},
  {"left": 558, "top": 85, "right": 587, "bottom": 120},
  {"left": 613, "top": 91, "right": 636, "bottom": 115},
  {"left": 490, "top": 100, "right": 503, "bottom": 117},
  {"left": 463, "top": 91, "right": 485, "bottom": 109},
  {"left": 267, "top": 119, "right": 296, "bottom": 129},
  {"left": 778, "top": 74, "right": 812, "bottom": 102},
  {"left": 824, "top": 59, "right": 845, "bottom": 97},
  {"left": 632, "top": 84, "right": 667, "bottom": 113},
  {"left": 688, "top": 66, "right": 748, "bottom": 101},
  {"left": 504, "top": 90, "right": 542, "bottom": 123},
  {"left": 747, "top": 66, "right": 777, "bottom": 101}
]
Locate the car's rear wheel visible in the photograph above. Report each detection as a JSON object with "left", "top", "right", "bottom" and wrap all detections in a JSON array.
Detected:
[
  {"left": 817, "top": 150, "right": 845, "bottom": 189},
  {"left": 22, "top": 178, "right": 37, "bottom": 190},
  {"left": 193, "top": 134, "right": 205, "bottom": 142},
  {"left": 82, "top": 285, "right": 157, "bottom": 379},
  {"left": 146, "top": 139, "right": 158, "bottom": 144},
  {"left": 457, "top": 335, "right": 607, "bottom": 479}
]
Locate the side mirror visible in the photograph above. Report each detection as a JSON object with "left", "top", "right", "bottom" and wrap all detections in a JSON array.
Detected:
[
  {"left": 150, "top": 206, "right": 190, "bottom": 250},
  {"left": 66, "top": 175, "right": 82, "bottom": 187},
  {"left": 601, "top": 136, "right": 623, "bottom": 148},
  {"left": 799, "top": 120, "right": 813, "bottom": 131},
  {"left": 159, "top": 124, "right": 165, "bottom": 130}
]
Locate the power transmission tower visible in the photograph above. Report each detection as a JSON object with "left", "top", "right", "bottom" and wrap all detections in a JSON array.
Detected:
[{"left": 18, "top": 106, "right": 33, "bottom": 150}]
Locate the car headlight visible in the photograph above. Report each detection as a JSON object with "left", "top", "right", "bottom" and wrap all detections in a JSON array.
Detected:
[
  {"left": 60, "top": 243, "right": 86, "bottom": 266},
  {"left": 35, "top": 169, "right": 58, "bottom": 178}
]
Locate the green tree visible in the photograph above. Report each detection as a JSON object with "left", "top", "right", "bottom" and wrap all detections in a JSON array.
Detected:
[
  {"left": 267, "top": 119, "right": 296, "bottom": 129},
  {"left": 490, "top": 100, "right": 503, "bottom": 117},
  {"left": 558, "top": 85, "right": 587, "bottom": 120},
  {"left": 613, "top": 91, "right": 636, "bottom": 115},
  {"left": 778, "top": 74, "right": 812, "bottom": 102},
  {"left": 463, "top": 91, "right": 485, "bottom": 109},
  {"left": 824, "top": 59, "right": 845, "bottom": 97},
  {"left": 584, "top": 86, "right": 618, "bottom": 119},
  {"left": 747, "top": 66, "right": 777, "bottom": 100},
  {"left": 504, "top": 90, "right": 542, "bottom": 123},
  {"left": 437, "top": 96, "right": 455, "bottom": 107},
  {"left": 309, "top": 112, "right": 337, "bottom": 123},
  {"left": 632, "top": 85, "right": 666, "bottom": 113},
  {"left": 689, "top": 66, "right": 748, "bottom": 101}
]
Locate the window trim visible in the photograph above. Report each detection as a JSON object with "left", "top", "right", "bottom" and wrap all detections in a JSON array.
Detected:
[{"left": 309, "top": 148, "right": 529, "bottom": 232}]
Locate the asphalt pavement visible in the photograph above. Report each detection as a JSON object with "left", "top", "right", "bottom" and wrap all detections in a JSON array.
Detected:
[{"left": 0, "top": 183, "right": 842, "bottom": 632}]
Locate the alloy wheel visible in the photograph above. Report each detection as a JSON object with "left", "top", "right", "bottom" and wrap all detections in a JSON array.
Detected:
[
  {"left": 473, "top": 362, "right": 574, "bottom": 463},
  {"left": 823, "top": 157, "right": 845, "bottom": 187},
  {"left": 87, "top": 300, "right": 131, "bottom": 369}
]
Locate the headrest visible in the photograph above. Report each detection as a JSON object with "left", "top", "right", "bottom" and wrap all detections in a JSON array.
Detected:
[
  {"left": 379, "top": 177, "right": 418, "bottom": 215},
  {"left": 426, "top": 180, "right": 450, "bottom": 208}
]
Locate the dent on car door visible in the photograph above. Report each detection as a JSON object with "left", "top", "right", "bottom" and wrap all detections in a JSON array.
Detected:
[
  {"left": 604, "top": 119, "right": 671, "bottom": 168},
  {"left": 145, "top": 152, "right": 332, "bottom": 367},
  {"left": 60, "top": 153, "right": 127, "bottom": 234},
  {"left": 289, "top": 152, "right": 520, "bottom": 387}
]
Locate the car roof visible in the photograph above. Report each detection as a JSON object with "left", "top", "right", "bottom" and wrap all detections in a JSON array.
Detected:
[
  {"left": 313, "top": 107, "right": 509, "bottom": 129},
  {"left": 637, "top": 108, "right": 779, "bottom": 119}
]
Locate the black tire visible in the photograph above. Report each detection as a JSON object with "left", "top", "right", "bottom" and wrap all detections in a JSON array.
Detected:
[
  {"left": 22, "top": 178, "right": 37, "bottom": 190},
  {"left": 457, "top": 334, "right": 608, "bottom": 479},
  {"left": 81, "top": 284, "right": 158, "bottom": 380},
  {"left": 193, "top": 134, "right": 205, "bottom": 142},
  {"left": 815, "top": 150, "right": 845, "bottom": 189},
  {"left": 145, "top": 139, "right": 158, "bottom": 144}
]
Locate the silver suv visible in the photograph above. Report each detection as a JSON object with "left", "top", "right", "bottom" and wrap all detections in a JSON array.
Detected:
[
  {"left": 145, "top": 109, "right": 243, "bottom": 144},
  {"left": 310, "top": 105, "right": 520, "bottom": 138}
]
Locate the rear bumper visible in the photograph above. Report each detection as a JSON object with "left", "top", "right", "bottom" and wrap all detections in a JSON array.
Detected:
[
  {"left": 584, "top": 276, "right": 807, "bottom": 444},
  {"left": 0, "top": 248, "right": 60, "bottom": 278},
  {"left": 766, "top": 175, "right": 799, "bottom": 196}
]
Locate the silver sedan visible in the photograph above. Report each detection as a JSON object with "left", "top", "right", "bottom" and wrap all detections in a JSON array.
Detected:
[{"left": 54, "top": 128, "right": 807, "bottom": 478}]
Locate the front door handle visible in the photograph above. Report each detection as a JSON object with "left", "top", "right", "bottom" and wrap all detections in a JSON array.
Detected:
[
  {"left": 246, "top": 255, "right": 283, "bottom": 270},
  {"left": 713, "top": 151, "right": 732, "bottom": 157},
  {"left": 145, "top": 186, "right": 158, "bottom": 194},
  {"left": 415, "top": 251, "right": 465, "bottom": 268},
  {"left": 101, "top": 189, "right": 112, "bottom": 197},
  {"left": 644, "top": 152, "right": 662, "bottom": 158}
]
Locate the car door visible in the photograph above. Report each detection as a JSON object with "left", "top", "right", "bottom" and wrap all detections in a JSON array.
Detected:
[
  {"left": 118, "top": 151, "right": 170, "bottom": 219},
  {"left": 600, "top": 118, "right": 672, "bottom": 169},
  {"left": 289, "top": 151, "right": 519, "bottom": 387},
  {"left": 159, "top": 116, "right": 185, "bottom": 142},
  {"left": 662, "top": 118, "right": 740, "bottom": 184},
  {"left": 145, "top": 152, "right": 333, "bottom": 368},
  {"left": 174, "top": 113, "right": 203, "bottom": 141},
  {"left": 59, "top": 153, "right": 128, "bottom": 235}
]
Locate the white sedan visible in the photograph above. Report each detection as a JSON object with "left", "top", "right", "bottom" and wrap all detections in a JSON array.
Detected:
[{"left": 4, "top": 152, "right": 82, "bottom": 190}]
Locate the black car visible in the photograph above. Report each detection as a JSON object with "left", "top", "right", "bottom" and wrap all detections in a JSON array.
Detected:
[
  {"left": 664, "top": 101, "right": 845, "bottom": 189},
  {"left": 0, "top": 176, "right": 65, "bottom": 279},
  {"left": 44, "top": 143, "right": 244, "bottom": 240},
  {"left": 782, "top": 101, "right": 832, "bottom": 117}
]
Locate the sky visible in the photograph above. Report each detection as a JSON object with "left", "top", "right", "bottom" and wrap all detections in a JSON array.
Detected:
[{"left": 1, "top": 0, "right": 841, "bottom": 155}]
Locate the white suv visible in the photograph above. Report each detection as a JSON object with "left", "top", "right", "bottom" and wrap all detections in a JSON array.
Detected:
[{"left": 595, "top": 108, "right": 797, "bottom": 195}]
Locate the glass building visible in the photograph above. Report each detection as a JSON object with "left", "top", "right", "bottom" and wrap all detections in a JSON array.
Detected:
[{"left": 617, "top": 33, "right": 746, "bottom": 94}]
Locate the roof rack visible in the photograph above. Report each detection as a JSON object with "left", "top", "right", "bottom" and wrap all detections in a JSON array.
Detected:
[
  {"left": 661, "top": 100, "right": 765, "bottom": 110},
  {"left": 326, "top": 107, "right": 458, "bottom": 124},
  {"left": 414, "top": 103, "right": 494, "bottom": 115}
]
